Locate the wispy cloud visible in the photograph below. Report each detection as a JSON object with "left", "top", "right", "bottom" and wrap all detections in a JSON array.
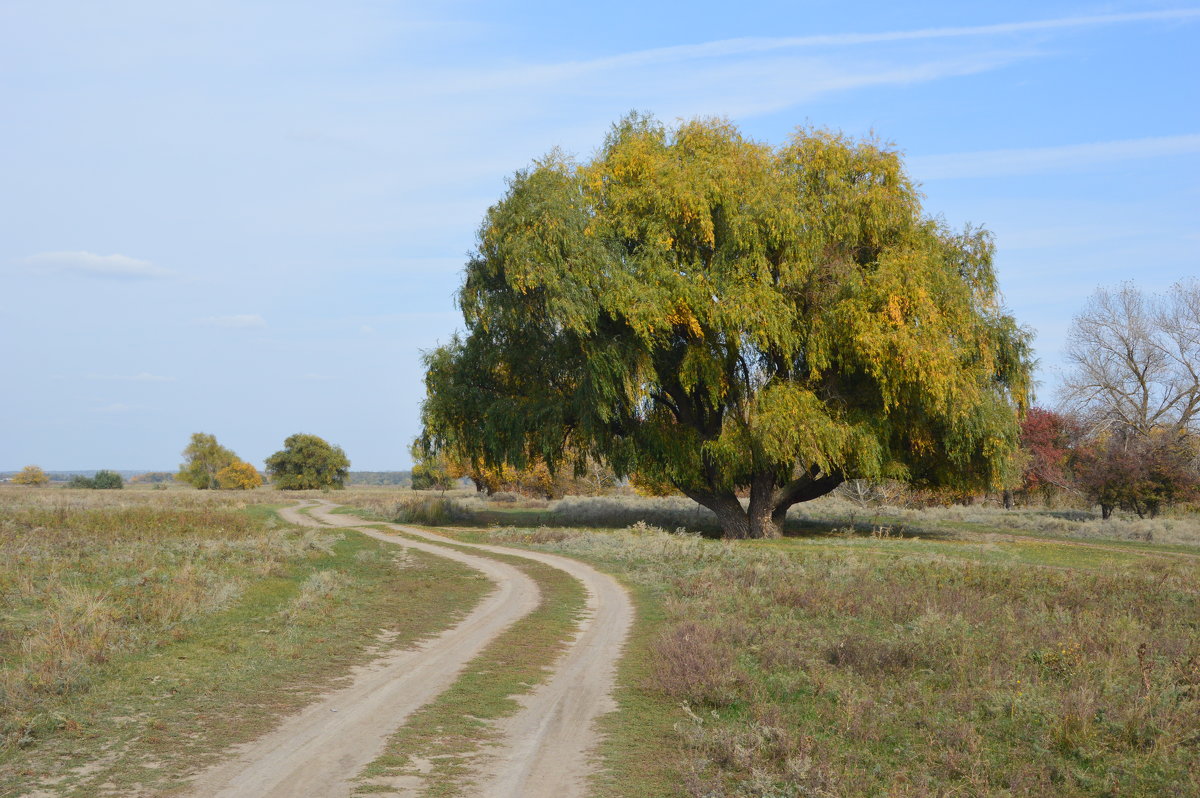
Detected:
[
  {"left": 909, "top": 134, "right": 1200, "bottom": 180},
  {"left": 445, "top": 9, "right": 1200, "bottom": 91},
  {"left": 200, "top": 314, "right": 267, "bottom": 329},
  {"left": 22, "top": 251, "right": 172, "bottom": 279},
  {"left": 93, "top": 403, "right": 141, "bottom": 414},
  {"left": 87, "top": 372, "right": 176, "bottom": 383}
]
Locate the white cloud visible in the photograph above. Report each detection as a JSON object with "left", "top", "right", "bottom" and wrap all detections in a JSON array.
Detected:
[
  {"left": 200, "top": 314, "right": 267, "bottom": 329},
  {"left": 87, "top": 372, "right": 176, "bottom": 382},
  {"left": 909, "top": 134, "right": 1200, "bottom": 180},
  {"left": 23, "top": 250, "right": 172, "bottom": 279}
]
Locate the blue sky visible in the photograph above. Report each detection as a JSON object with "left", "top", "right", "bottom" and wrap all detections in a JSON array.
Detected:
[{"left": 1, "top": 1, "right": 1197, "bottom": 471}]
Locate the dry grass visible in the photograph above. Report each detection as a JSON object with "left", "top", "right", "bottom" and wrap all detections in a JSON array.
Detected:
[
  {"left": 0, "top": 489, "right": 287, "bottom": 745},
  {"left": 0, "top": 486, "right": 491, "bottom": 796},
  {"left": 482, "top": 522, "right": 1200, "bottom": 796}
]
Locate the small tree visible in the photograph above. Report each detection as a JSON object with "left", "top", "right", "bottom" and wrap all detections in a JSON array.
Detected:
[
  {"left": 177, "top": 433, "right": 238, "bottom": 490},
  {"left": 1075, "top": 431, "right": 1199, "bottom": 519},
  {"left": 1061, "top": 281, "right": 1200, "bottom": 516},
  {"left": 265, "top": 434, "right": 350, "bottom": 490},
  {"left": 410, "top": 442, "right": 457, "bottom": 491},
  {"left": 12, "top": 465, "right": 50, "bottom": 486},
  {"left": 1017, "top": 407, "right": 1082, "bottom": 504},
  {"left": 216, "top": 461, "right": 263, "bottom": 490}
]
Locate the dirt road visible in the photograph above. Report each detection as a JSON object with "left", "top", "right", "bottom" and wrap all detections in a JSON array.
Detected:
[{"left": 186, "top": 501, "right": 632, "bottom": 798}]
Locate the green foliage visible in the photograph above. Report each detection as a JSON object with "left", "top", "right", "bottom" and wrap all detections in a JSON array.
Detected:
[
  {"left": 265, "top": 433, "right": 350, "bottom": 490},
  {"left": 176, "top": 433, "right": 238, "bottom": 490},
  {"left": 92, "top": 470, "right": 123, "bottom": 490},
  {"left": 421, "top": 114, "right": 1032, "bottom": 538},
  {"left": 69, "top": 471, "right": 123, "bottom": 489},
  {"left": 12, "top": 466, "right": 49, "bottom": 486},
  {"left": 409, "top": 441, "right": 456, "bottom": 491}
]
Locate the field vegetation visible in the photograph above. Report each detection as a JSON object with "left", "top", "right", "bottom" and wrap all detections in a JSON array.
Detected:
[
  {"left": 0, "top": 486, "right": 489, "bottom": 796},
  {"left": 336, "top": 485, "right": 1200, "bottom": 548},
  {"left": 333, "top": 486, "right": 1200, "bottom": 796},
  {"left": 471, "top": 520, "right": 1200, "bottom": 796}
]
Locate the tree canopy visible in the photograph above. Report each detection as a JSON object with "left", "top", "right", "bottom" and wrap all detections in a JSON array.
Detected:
[
  {"left": 216, "top": 461, "right": 264, "bottom": 490},
  {"left": 177, "top": 433, "right": 238, "bottom": 490},
  {"left": 421, "top": 115, "right": 1032, "bottom": 538},
  {"left": 12, "top": 465, "right": 49, "bottom": 486},
  {"left": 265, "top": 433, "right": 350, "bottom": 490}
]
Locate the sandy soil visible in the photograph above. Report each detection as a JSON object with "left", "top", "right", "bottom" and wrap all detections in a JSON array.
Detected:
[{"left": 184, "top": 501, "right": 632, "bottom": 798}]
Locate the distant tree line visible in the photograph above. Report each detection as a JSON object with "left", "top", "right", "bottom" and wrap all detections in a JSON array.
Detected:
[
  {"left": 173, "top": 432, "right": 350, "bottom": 490},
  {"left": 347, "top": 471, "right": 412, "bottom": 486}
]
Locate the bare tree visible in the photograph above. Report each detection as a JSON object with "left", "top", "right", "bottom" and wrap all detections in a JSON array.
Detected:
[
  {"left": 1061, "top": 280, "right": 1200, "bottom": 437},
  {"left": 1061, "top": 280, "right": 1200, "bottom": 517}
]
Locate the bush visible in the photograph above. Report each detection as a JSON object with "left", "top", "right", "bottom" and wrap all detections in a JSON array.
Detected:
[
  {"left": 393, "top": 496, "right": 469, "bottom": 526},
  {"left": 68, "top": 471, "right": 123, "bottom": 490},
  {"left": 92, "top": 471, "right": 123, "bottom": 490},
  {"left": 12, "top": 465, "right": 49, "bottom": 486},
  {"left": 216, "top": 461, "right": 263, "bottom": 490}
]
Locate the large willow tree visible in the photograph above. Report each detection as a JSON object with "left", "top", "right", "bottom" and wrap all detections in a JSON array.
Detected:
[{"left": 422, "top": 115, "right": 1032, "bottom": 538}]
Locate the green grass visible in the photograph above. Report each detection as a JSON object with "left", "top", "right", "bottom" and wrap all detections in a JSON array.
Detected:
[
  {"left": 352, "top": 529, "right": 586, "bottom": 796},
  {"left": 0, "top": 490, "right": 490, "bottom": 796}
]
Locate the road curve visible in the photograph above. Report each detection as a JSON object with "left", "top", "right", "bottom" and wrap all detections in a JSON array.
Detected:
[
  {"left": 187, "top": 500, "right": 633, "bottom": 798},
  {"left": 186, "top": 502, "right": 539, "bottom": 798},
  {"left": 304, "top": 501, "right": 635, "bottom": 798}
]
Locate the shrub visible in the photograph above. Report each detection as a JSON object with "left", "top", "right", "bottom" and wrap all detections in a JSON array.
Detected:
[
  {"left": 393, "top": 496, "right": 469, "bottom": 526},
  {"left": 66, "top": 471, "right": 123, "bottom": 490},
  {"left": 91, "top": 471, "right": 123, "bottom": 490},
  {"left": 216, "top": 461, "right": 263, "bottom": 490},
  {"left": 12, "top": 465, "right": 49, "bottom": 486}
]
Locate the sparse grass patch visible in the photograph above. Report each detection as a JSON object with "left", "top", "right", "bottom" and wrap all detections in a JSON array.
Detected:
[{"left": 0, "top": 488, "right": 490, "bottom": 796}]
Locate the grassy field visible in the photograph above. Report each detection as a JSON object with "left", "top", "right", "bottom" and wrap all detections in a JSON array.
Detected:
[
  {"left": 8, "top": 484, "right": 1198, "bottom": 796},
  {"left": 320, "top": 484, "right": 1200, "bottom": 798},
  {"left": 450, "top": 522, "right": 1199, "bottom": 797},
  {"left": 0, "top": 487, "right": 489, "bottom": 797}
]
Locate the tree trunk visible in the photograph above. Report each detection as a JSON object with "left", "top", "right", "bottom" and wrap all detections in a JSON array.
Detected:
[
  {"left": 690, "top": 491, "right": 749, "bottom": 539},
  {"left": 683, "top": 469, "right": 844, "bottom": 539},
  {"left": 748, "top": 472, "right": 784, "bottom": 539}
]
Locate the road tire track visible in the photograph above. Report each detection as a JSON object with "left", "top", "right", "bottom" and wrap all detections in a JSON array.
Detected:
[
  {"left": 302, "top": 501, "right": 635, "bottom": 798},
  {"left": 187, "top": 500, "right": 633, "bottom": 798},
  {"left": 186, "top": 502, "right": 539, "bottom": 798}
]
